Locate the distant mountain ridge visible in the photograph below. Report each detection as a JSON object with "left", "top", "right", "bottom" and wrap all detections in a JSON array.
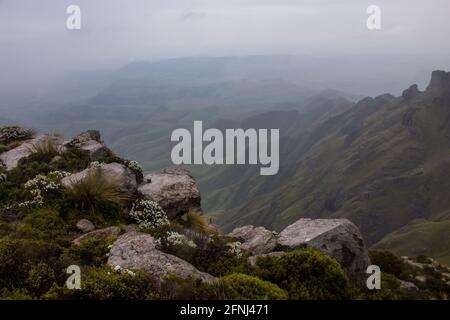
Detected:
[{"left": 201, "top": 70, "right": 450, "bottom": 264}]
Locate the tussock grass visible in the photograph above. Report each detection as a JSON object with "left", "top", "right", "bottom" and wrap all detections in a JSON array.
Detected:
[
  {"left": 63, "top": 170, "right": 130, "bottom": 219},
  {"left": 27, "top": 137, "right": 61, "bottom": 160},
  {"left": 181, "top": 210, "right": 218, "bottom": 235}
]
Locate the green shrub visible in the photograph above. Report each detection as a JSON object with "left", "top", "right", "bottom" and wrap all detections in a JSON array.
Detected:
[
  {"left": 253, "top": 249, "right": 351, "bottom": 300},
  {"left": 60, "top": 237, "right": 115, "bottom": 267},
  {"left": 369, "top": 249, "right": 414, "bottom": 280},
  {"left": 0, "top": 288, "right": 33, "bottom": 300},
  {"left": 0, "top": 239, "right": 62, "bottom": 289},
  {"left": 192, "top": 236, "right": 251, "bottom": 276},
  {"left": 220, "top": 273, "right": 288, "bottom": 300},
  {"left": 365, "top": 272, "right": 407, "bottom": 300},
  {"left": 159, "top": 275, "right": 226, "bottom": 300},
  {"left": 25, "top": 262, "right": 56, "bottom": 297},
  {"left": 22, "top": 208, "right": 67, "bottom": 236},
  {"left": 43, "top": 266, "right": 156, "bottom": 300}
]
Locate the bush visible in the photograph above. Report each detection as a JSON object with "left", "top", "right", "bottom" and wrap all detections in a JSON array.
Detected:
[
  {"left": 159, "top": 275, "right": 226, "bottom": 300},
  {"left": 220, "top": 273, "right": 288, "bottom": 300},
  {"left": 192, "top": 236, "right": 251, "bottom": 277},
  {"left": 253, "top": 249, "right": 352, "bottom": 300},
  {"left": 22, "top": 208, "right": 67, "bottom": 236},
  {"left": 0, "top": 239, "right": 62, "bottom": 290},
  {"left": 129, "top": 199, "right": 169, "bottom": 229},
  {"left": 365, "top": 272, "right": 407, "bottom": 300},
  {"left": 43, "top": 266, "right": 156, "bottom": 300},
  {"left": 369, "top": 250, "right": 414, "bottom": 280},
  {"left": 25, "top": 262, "right": 56, "bottom": 297},
  {"left": 60, "top": 237, "right": 115, "bottom": 267}
]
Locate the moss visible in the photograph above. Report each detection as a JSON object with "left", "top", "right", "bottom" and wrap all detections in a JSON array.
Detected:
[{"left": 220, "top": 273, "right": 288, "bottom": 300}]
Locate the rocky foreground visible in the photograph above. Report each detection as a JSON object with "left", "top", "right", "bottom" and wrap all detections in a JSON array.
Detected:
[{"left": 0, "top": 126, "right": 449, "bottom": 300}]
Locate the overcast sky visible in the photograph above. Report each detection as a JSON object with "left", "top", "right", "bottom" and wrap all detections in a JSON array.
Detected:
[{"left": 1, "top": 0, "right": 450, "bottom": 90}]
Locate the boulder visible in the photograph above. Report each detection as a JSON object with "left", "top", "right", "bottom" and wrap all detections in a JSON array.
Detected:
[
  {"left": 138, "top": 168, "right": 201, "bottom": 219},
  {"left": 276, "top": 218, "right": 370, "bottom": 280},
  {"left": 399, "top": 280, "right": 418, "bottom": 291},
  {"left": 0, "top": 135, "right": 65, "bottom": 170},
  {"left": 228, "top": 225, "right": 277, "bottom": 255},
  {"left": 68, "top": 130, "right": 111, "bottom": 161},
  {"left": 61, "top": 162, "right": 138, "bottom": 194},
  {"left": 107, "top": 231, "right": 216, "bottom": 284},
  {"left": 76, "top": 219, "right": 95, "bottom": 233},
  {"left": 73, "top": 226, "right": 121, "bottom": 244}
]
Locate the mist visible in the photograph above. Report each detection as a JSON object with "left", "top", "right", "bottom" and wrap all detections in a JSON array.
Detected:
[{"left": 1, "top": 0, "right": 450, "bottom": 101}]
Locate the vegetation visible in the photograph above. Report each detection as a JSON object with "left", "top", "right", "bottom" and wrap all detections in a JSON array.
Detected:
[{"left": 1, "top": 126, "right": 449, "bottom": 300}]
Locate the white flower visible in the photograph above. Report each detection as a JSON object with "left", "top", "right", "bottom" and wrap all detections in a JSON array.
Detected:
[
  {"left": 129, "top": 199, "right": 169, "bottom": 229},
  {"left": 126, "top": 160, "right": 143, "bottom": 174},
  {"left": 89, "top": 161, "right": 103, "bottom": 169},
  {"left": 161, "top": 231, "right": 197, "bottom": 249},
  {"left": 226, "top": 241, "right": 243, "bottom": 257}
]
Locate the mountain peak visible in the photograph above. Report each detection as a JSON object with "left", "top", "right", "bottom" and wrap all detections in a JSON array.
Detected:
[
  {"left": 402, "top": 84, "right": 420, "bottom": 101},
  {"left": 426, "top": 70, "right": 450, "bottom": 94}
]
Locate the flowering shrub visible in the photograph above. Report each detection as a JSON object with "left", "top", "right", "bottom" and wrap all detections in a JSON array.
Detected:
[
  {"left": 0, "top": 126, "right": 33, "bottom": 145},
  {"left": 129, "top": 199, "right": 169, "bottom": 229},
  {"left": 126, "top": 160, "right": 143, "bottom": 175},
  {"left": 89, "top": 161, "right": 103, "bottom": 169},
  {"left": 112, "top": 265, "right": 136, "bottom": 277},
  {"left": 156, "top": 231, "right": 197, "bottom": 249},
  {"left": 20, "top": 171, "right": 71, "bottom": 208},
  {"left": 226, "top": 242, "right": 243, "bottom": 257}
]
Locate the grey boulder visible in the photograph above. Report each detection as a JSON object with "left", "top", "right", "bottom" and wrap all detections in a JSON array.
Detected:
[
  {"left": 0, "top": 135, "right": 65, "bottom": 170},
  {"left": 138, "top": 168, "right": 201, "bottom": 219},
  {"left": 277, "top": 218, "right": 371, "bottom": 280},
  {"left": 107, "top": 231, "right": 216, "bottom": 284},
  {"left": 76, "top": 219, "right": 95, "bottom": 233},
  {"left": 67, "top": 130, "right": 111, "bottom": 161},
  {"left": 61, "top": 162, "right": 138, "bottom": 194},
  {"left": 228, "top": 225, "right": 277, "bottom": 255}
]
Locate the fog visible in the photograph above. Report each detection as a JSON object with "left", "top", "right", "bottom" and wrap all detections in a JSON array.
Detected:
[{"left": 1, "top": 0, "right": 450, "bottom": 99}]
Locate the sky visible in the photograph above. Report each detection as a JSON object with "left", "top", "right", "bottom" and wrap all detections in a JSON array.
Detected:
[{"left": 1, "top": 0, "right": 450, "bottom": 92}]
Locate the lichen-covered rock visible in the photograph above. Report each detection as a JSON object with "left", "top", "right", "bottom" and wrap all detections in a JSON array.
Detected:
[
  {"left": 73, "top": 226, "right": 121, "bottom": 244},
  {"left": 67, "top": 130, "right": 111, "bottom": 161},
  {"left": 276, "top": 218, "right": 370, "bottom": 280},
  {"left": 107, "top": 231, "right": 216, "bottom": 284},
  {"left": 0, "top": 135, "right": 65, "bottom": 170},
  {"left": 61, "top": 162, "right": 138, "bottom": 194},
  {"left": 76, "top": 219, "right": 95, "bottom": 233},
  {"left": 228, "top": 225, "right": 277, "bottom": 255},
  {"left": 138, "top": 168, "right": 201, "bottom": 219}
]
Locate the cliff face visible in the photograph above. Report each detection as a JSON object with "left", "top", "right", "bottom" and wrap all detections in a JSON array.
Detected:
[{"left": 200, "top": 71, "right": 450, "bottom": 265}]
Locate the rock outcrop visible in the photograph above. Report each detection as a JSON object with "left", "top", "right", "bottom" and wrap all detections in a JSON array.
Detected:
[
  {"left": 107, "top": 231, "right": 216, "bottom": 284},
  {"left": 228, "top": 225, "right": 277, "bottom": 255},
  {"left": 67, "top": 130, "right": 111, "bottom": 161},
  {"left": 0, "top": 135, "right": 65, "bottom": 170},
  {"left": 138, "top": 168, "right": 201, "bottom": 219},
  {"left": 61, "top": 162, "right": 138, "bottom": 194},
  {"left": 76, "top": 219, "right": 95, "bottom": 233},
  {"left": 73, "top": 226, "right": 121, "bottom": 244},
  {"left": 276, "top": 218, "right": 371, "bottom": 279}
]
